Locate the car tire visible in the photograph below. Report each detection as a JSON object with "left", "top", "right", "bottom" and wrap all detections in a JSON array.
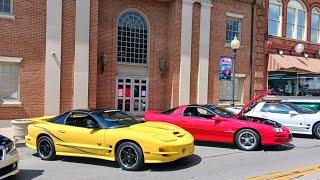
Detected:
[
  {"left": 37, "top": 136, "right": 56, "bottom": 161},
  {"left": 235, "top": 129, "right": 260, "bottom": 151},
  {"left": 116, "top": 142, "right": 144, "bottom": 171},
  {"left": 313, "top": 123, "right": 320, "bottom": 139}
]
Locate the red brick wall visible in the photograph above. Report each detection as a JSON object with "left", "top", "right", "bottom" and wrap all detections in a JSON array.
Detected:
[
  {"left": 60, "top": 0, "right": 76, "bottom": 113},
  {"left": 97, "top": 0, "right": 171, "bottom": 111},
  {"left": 190, "top": 3, "right": 200, "bottom": 104},
  {"left": 166, "top": 0, "right": 182, "bottom": 108},
  {"left": 0, "top": 0, "right": 46, "bottom": 119},
  {"left": 88, "top": 0, "right": 99, "bottom": 109},
  {"left": 208, "top": 0, "right": 253, "bottom": 104},
  {"left": 254, "top": 0, "right": 320, "bottom": 96}
]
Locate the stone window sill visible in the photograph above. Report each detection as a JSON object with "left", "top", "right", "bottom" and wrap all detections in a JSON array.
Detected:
[
  {"left": 0, "top": 101, "right": 22, "bottom": 108},
  {"left": 0, "top": 14, "right": 15, "bottom": 21}
]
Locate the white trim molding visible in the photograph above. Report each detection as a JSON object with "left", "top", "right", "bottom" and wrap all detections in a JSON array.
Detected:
[
  {"left": 179, "top": 0, "right": 195, "bottom": 105},
  {"left": 226, "top": 12, "right": 244, "bottom": 19},
  {"left": 0, "top": 56, "right": 22, "bottom": 63},
  {"left": 0, "top": 101, "right": 22, "bottom": 108},
  {"left": 73, "top": 0, "right": 90, "bottom": 109},
  {"left": 44, "top": 0, "right": 62, "bottom": 116},
  {"left": 197, "top": 0, "right": 212, "bottom": 104}
]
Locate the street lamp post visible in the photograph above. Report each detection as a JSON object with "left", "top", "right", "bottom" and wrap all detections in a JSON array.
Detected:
[{"left": 230, "top": 36, "right": 240, "bottom": 107}]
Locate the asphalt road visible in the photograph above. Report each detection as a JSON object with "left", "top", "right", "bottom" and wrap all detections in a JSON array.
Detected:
[{"left": 7, "top": 135, "right": 320, "bottom": 180}]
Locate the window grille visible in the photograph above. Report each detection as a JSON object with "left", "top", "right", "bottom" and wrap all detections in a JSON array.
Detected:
[{"left": 117, "top": 11, "right": 148, "bottom": 64}]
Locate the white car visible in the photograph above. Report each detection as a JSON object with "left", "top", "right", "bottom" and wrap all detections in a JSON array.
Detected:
[
  {"left": 0, "top": 134, "right": 19, "bottom": 179},
  {"left": 246, "top": 102, "right": 320, "bottom": 138}
]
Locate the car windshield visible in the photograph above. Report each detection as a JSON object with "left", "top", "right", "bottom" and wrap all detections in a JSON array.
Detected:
[
  {"left": 282, "top": 102, "right": 316, "bottom": 114},
  {"left": 205, "top": 105, "right": 235, "bottom": 118},
  {"left": 92, "top": 110, "right": 143, "bottom": 128}
]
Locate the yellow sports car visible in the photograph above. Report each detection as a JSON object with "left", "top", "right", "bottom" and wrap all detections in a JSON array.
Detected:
[{"left": 25, "top": 109, "right": 194, "bottom": 171}]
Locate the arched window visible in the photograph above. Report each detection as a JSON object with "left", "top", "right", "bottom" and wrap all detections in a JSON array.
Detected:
[
  {"left": 311, "top": 8, "right": 320, "bottom": 43},
  {"left": 268, "top": 0, "right": 282, "bottom": 36},
  {"left": 117, "top": 11, "right": 149, "bottom": 64},
  {"left": 286, "top": 0, "right": 307, "bottom": 40}
]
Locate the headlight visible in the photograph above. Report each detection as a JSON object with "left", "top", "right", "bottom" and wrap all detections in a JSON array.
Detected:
[
  {"left": 273, "top": 127, "right": 284, "bottom": 133},
  {"left": 4, "top": 142, "right": 15, "bottom": 153}
]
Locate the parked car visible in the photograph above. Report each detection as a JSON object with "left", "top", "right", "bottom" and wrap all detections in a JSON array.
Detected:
[
  {"left": 0, "top": 135, "right": 19, "bottom": 179},
  {"left": 25, "top": 109, "right": 194, "bottom": 171},
  {"left": 246, "top": 102, "right": 320, "bottom": 139},
  {"left": 145, "top": 90, "right": 292, "bottom": 151},
  {"left": 282, "top": 99, "right": 320, "bottom": 113}
]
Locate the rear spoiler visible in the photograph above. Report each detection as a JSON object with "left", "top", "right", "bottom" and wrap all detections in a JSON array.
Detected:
[{"left": 32, "top": 116, "right": 55, "bottom": 123}]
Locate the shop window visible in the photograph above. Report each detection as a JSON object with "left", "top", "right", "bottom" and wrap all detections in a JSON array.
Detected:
[
  {"left": 311, "top": 8, "right": 320, "bottom": 43},
  {"left": 219, "top": 76, "right": 244, "bottom": 103},
  {"left": 0, "top": 0, "right": 12, "bottom": 15},
  {"left": 268, "top": 71, "right": 320, "bottom": 96},
  {"left": 117, "top": 11, "right": 148, "bottom": 65},
  {"left": 268, "top": 0, "right": 282, "bottom": 36},
  {"left": 225, "top": 18, "right": 241, "bottom": 45},
  {"left": 0, "top": 62, "right": 19, "bottom": 101},
  {"left": 286, "top": 0, "right": 307, "bottom": 40}
]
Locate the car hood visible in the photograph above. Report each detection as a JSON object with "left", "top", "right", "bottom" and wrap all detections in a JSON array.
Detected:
[
  {"left": 234, "top": 89, "right": 271, "bottom": 119},
  {"left": 125, "top": 122, "right": 187, "bottom": 142},
  {"left": 0, "top": 135, "right": 12, "bottom": 146}
]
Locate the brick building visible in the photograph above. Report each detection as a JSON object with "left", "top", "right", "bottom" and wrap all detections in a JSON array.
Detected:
[
  {"left": 256, "top": 0, "right": 320, "bottom": 98},
  {"left": 0, "top": 0, "right": 259, "bottom": 119}
]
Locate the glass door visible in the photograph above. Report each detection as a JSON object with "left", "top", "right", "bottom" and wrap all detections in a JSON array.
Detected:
[{"left": 116, "top": 77, "right": 148, "bottom": 115}]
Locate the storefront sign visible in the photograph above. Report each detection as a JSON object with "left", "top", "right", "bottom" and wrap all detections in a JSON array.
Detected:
[{"left": 219, "top": 56, "right": 233, "bottom": 80}]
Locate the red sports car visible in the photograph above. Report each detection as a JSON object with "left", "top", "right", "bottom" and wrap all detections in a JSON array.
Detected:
[{"left": 145, "top": 90, "right": 292, "bottom": 151}]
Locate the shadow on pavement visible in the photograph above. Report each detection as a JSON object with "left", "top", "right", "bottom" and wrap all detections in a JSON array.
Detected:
[
  {"left": 8, "top": 169, "right": 44, "bottom": 180},
  {"left": 195, "top": 141, "right": 295, "bottom": 152},
  {"left": 293, "top": 134, "right": 314, "bottom": 139},
  {"left": 263, "top": 143, "right": 295, "bottom": 151},
  {"left": 32, "top": 153, "right": 200, "bottom": 172},
  {"left": 147, "top": 154, "right": 201, "bottom": 172},
  {"left": 195, "top": 141, "right": 237, "bottom": 149},
  {"left": 54, "top": 156, "right": 120, "bottom": 168}
]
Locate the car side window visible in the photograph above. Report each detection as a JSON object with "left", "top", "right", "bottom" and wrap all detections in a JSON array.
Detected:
[
  {"left": 261, "top": 103, "right": 292, "bottom": 114},
  {"left": 65, "top": 113, "right": 99, "bottom": 128},
  {"left": 183, "top": 107, "right": 215, "bottom": 119},
  {"left": 51, "top": 112, "right": 69, "bottom": 124}
]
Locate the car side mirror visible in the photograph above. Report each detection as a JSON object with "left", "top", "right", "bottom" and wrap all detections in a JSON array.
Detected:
[
  {"left": 289, "top": 111, "right": 299, "bottom": 116},
  {"left": 212, "top": 117, "right": 222, "bottom": 123}
]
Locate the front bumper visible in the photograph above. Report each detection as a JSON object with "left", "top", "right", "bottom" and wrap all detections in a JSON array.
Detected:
[
  {"left": 262, "top": 133, "right": 293, "bottom": 146},
  {"left": 144, "top": 143, "right": 194, "bottom": 163},
  {"left": 0, "top": 150, "right": 19, "bottom": 179}
]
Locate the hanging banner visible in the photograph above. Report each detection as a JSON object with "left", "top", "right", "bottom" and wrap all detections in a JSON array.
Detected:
[{"left": 219, "top": 56, "right": 233, "bottom": 80}]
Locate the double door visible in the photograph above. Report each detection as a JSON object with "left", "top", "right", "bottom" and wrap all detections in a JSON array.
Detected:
[{"left": 116, "top": 77, "right": 148, "bottom": 115}]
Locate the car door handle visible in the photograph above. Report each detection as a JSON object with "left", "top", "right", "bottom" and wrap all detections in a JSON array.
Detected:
[{"left": 59, "top": 130, "right": 66, "bottom": 133}]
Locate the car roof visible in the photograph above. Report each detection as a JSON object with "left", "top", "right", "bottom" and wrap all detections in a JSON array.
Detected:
[
  {"left": 71, "top": 109, "right": 120, "bottom": 113},
  {"left": 282, "top": 99, "right": 320, "bottom": 103},
  {"left": 187, "top": 104, "right": 217, "bottom": 107}
]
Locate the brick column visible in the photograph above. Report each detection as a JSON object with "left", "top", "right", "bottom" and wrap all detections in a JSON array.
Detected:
[
  {"left": 197, "top": 0, "right": 212, "bottom": 104},
  {"left": 179, "top": 0, "right": 195, "bottom": 105}
]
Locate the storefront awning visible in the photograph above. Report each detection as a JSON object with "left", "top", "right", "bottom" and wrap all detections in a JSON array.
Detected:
[{"left": 268, "top": 54, "right": 320, "bottom": 73}]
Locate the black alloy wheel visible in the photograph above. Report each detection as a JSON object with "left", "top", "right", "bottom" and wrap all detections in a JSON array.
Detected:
[
  {"left": 37, "top": 136, "right": 56, "bottom": 160},
  {"left": 116, "top": 142, "right": 144, "bottom": 171}
]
